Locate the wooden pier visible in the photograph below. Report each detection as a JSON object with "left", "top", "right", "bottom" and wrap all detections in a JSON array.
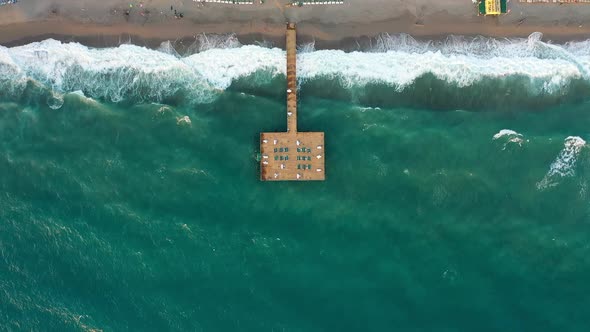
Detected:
[{"left": 260, "top": 23, "right": 325, "bottom": 181}]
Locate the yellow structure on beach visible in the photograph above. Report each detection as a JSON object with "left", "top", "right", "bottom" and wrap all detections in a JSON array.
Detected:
[
  {"left": 485, "top": 0, "right": 501, "bottom": 14},
  {"left": 259, "top": 23, "right": 325, "bottom": 181},
  {"left": 478, "top": 0, "right": 507, "bottom": 15}
]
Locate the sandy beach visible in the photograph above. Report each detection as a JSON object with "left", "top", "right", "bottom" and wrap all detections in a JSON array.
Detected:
[{"left": 1, "top": 0, "right": 590, "bottom": 48}]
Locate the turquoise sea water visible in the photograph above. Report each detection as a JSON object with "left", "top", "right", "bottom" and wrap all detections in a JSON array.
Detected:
[{"left": 2, "top": 35, "right": 590, "bottom": 331}]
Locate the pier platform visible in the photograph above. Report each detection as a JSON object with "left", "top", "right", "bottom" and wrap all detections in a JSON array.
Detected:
[{"left": 260, "top": 23, "right": 325, "bottom": 181}]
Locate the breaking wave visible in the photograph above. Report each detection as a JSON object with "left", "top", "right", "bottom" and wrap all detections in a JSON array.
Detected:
[
  {"left": 537, "top": 136, "right": 587, "bottom": 190},
  {"left": 1, "top": 32, "right": 590, "bottom": 108},
  {"left": 493, "top": 129, "right": 522, "bottom": 140},
  {"left": 493, "top": 129, "right": 524, "bottom": 150}
]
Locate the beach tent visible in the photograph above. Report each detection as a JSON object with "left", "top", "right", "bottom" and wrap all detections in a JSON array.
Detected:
[{"left": 478, "top": 0, "right": 507, "bottom": 16}]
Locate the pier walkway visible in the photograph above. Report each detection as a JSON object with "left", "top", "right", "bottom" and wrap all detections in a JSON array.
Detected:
[{"left": 260, "top": 23, "right": 325, "bottom": 181}]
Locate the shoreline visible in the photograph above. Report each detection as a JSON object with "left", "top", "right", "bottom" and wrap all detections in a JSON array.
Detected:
[{"left": 2, "top": 17, "right": 590, "bottom": 51}]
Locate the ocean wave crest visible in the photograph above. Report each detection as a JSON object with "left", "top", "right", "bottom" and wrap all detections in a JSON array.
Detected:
[
  {"left": 0, "top": 33, "right": 589, "bottom": 107},
  {"left": 299, "top": 32, "right": 589, "bottom": 93},
  {"left": 537, "top": 136, "right": 587, "bottom": 190},
  {"left": 493, "top": 129, "right": 524, "bottom": 150}
]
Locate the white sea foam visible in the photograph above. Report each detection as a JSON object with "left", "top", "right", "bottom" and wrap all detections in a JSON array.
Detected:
[
  {"left": 537, "top": 136, "right": 586, "bottom": 190},
  {"left": 0, "top": 46, "right": 20, "bottom": 75},
  {"left": 0, "top": 45, "right": 26, "bottom": 94},
  {"left": 177, "top": 115, "right": 192, "bottom": 126},
  {"left": 493, "top": 129, "right": 524, "bottom": 149},
  {"left": 70, "top": 90, "right": 86, "bottom": 97},
  {"left": 298, "top": 49, "right": 581, "bottom": 93},
  {"left": 46, "top": 91, "right": 64, "bottom": 110},
  {"left": 3, "top": 40, "right": 284, "bottom": 103},
  {"left": 194, "top": 33, "right": 242, "bottom": 52},
  {"left": 0, "top": 32, "right": 589, "bottom": 103},
  {"left": 298, "top": 41, "right": 316, "bottom": 54},
  {"left": 157, "top": 40, "right": 181, "bottom": 58},
  {"left": 182, "top": 45, "right": 284, "bottom": 90},
  {"left": 493, "top": 129, "right": 522, "bottom": 140}
]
